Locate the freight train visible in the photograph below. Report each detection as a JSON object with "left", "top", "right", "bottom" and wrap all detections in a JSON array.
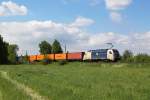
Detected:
[{"left": 28, "top": 49, "right": 120, "bottom": 62}]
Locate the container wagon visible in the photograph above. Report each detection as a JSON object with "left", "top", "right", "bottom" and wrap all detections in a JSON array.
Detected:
[{"left": 67, "top": 52, "right": 83, "bottom": 61}]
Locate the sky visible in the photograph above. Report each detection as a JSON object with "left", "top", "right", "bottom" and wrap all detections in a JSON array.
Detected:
[{"left": 0, "top": 0, "right": 150, "bottom": 55}]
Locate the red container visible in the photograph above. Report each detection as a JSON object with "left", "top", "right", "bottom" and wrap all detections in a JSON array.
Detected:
[{"left": 67, "top": 52, "right": 83, "bottom": 60}]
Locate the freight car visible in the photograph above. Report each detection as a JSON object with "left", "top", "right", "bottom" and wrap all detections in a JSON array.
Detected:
[
  {"left": 67, "top": 52, "right": 84, "bottom": 61},
  {"left": 27, "top": 49, "right": 120, "bottom": 62}
]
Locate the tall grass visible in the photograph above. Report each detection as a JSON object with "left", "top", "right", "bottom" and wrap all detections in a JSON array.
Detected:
[
  {"left": 0, "top": 62, "right": 150, "bottom": 100},
  {"left": 0, "top": 74, "right": 31, "bottom": 100}
]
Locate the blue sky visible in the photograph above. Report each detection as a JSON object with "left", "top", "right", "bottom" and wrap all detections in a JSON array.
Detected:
[
  {"left": 0, "top": 0, "right": 149, "bottom": 33},
  {"left": 0, "top": 0, "right": 150, "bottom": 54}
]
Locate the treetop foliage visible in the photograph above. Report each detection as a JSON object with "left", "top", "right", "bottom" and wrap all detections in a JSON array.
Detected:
[
  {"left": 0, "top": 34, "right": 18, "bottom": 64},
  {"left": 39, "top": 39, "right": 63, "bottom": 54},
  {"left": 52, "top": 39, "right": 63, "bottom": 54},
  {"left": 121, "top": 50, "right": 150, "bottom": 63},
  {"left": 39, "top": 40, "right": 52, "bottom": 54},
  {"left": 8, "top": 44, "right": 19, "bottom": 64}
]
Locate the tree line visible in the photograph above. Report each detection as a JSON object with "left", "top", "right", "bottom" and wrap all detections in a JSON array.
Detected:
[{"left": 0, "top": 35, "right": 18, "bottom": 64}]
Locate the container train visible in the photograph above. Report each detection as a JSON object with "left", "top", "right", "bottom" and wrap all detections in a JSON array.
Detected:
[{"left": 28, "top": 49, "right": 120, "bottom": 62}]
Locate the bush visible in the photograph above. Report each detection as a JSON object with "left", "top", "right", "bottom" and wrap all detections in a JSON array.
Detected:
[
  {"left": 134, "top": 54, "right": 150, "bottom": 63},
  {"left": 58, "top": 60, "right": 67, "bottom": 65},
  {"left": 122, "top": 50, "right": 134, "bottom": 62},
  {"left": 41, "top": 59, "right": 52, "bottom": 65},
  {"left": 120, "top": 51, "right": 150, "bottom": 63},
  {"left": 30, "top": 59, "right": 52, "bottom": 65}
]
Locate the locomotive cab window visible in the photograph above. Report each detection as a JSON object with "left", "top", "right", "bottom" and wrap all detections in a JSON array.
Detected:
[{"left": 109, "top": 51, "right": 112, "bottom": 54}]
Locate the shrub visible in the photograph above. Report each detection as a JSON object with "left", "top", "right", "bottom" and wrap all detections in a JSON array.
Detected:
[
  {"left": 134, "top": 54, "right": 150, "bottom": 63},
  {"left": 58, "top": 60, "right": 67, "bottom": 65},
  {"left": 41, "top": 58, "right": 52, "bottom": 65},
  {"left": 121, "top": 50, "right": 134, "bottom": 62}
]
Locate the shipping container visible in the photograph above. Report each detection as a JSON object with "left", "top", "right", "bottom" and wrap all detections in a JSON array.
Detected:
[
  {"left": 37, "top": 55, "right": 45, "bottom": 61},
  {"left": 47, "top": 54, "right": 55, "bottom": 60},
  {"left": 67, "top": 52, "right": 83, "bottom": 60},
  {"left": 29, "top": 55, "right": 37, "bottom": 62},
  {"left": 55, "top": 53, "right": 67, "bottom": 60}
]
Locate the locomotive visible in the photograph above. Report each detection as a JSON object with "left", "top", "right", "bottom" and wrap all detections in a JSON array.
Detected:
[{"left": 28, "top": 49, "right": 120, "bottom": 62}]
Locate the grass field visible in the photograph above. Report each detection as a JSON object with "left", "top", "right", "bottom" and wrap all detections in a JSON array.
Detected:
[{"left": 0, "top": 62, "right": 150, "bottom": 100}]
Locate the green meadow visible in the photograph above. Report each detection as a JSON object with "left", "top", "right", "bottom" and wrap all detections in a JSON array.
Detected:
[{"left": 0, "top": 62, "right": 150, "bottom": 100}]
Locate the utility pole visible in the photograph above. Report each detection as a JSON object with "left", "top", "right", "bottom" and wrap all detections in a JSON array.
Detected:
[{"left": 64, "top": 44, "right": 66, "bottom": 53}]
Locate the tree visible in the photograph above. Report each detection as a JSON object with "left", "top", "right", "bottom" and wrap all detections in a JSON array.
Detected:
[
  {"left": 25, "top": 51, "right": 29, "bottom": 62},
  {"left": 39, "top": 41, "right": 52, "bottom": 54},
  {"left": 122, "top": 50, "right": 133, "bottom": 62},
  {"left": 0, "top": 35, "right": 9, "bottom": 64},
  {"left": 2, "top": 42, "right": 9, "bottom": 64},
  {"left": 0, "top": 35, "right": 3, "bottom": 64},
  {"left": 23, "top": 51, "right": 29, "bottom": 64},
  {"left": 52, "top": 39, "right": 63, "bottom": 53},
  {"left": 8, "top": 44, "right": 19, "bottom": 64}
]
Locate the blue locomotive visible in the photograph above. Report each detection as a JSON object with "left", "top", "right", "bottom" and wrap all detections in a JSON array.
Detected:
[{"left": 83, "top": 49, "right": 120, "bottom": 61}]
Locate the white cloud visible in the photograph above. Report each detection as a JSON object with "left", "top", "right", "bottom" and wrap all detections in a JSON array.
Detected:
[
  {"left": 61, "top": 0, "right": 132, "bottom": 23},
  {"left": 109, "top": 12, "right": 122, "bottom": 22},
  {"left": 0, "top": 1, "right": 27, "bottom": 16},
  {"left": 87, "top": 32, "right": 150, "bottom": 54},
  {"left": 104, "top": 0, "right": 132, "bottom": 23},
  {"left": 105, "top": 0, "right": 132, "bottom": 10},
  {"left": 70, "top": 16, "right": 95, "bottom": 27},
  {"left": 0, "top": 17, "right": 94, "bottom": 55},
  {"left": 0, "top": 17, "right": 150, "bottom": 55}
]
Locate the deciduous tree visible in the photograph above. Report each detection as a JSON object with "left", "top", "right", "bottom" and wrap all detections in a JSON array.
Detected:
[
  {"left": 8, "top": 44, "right": 19, "bottom": 64},
  {"left": 39, "top": 41, "right": 52, "bottom": 54},
  {"left": 52, "top": 39, "right": 63, "bottom": 53},
  {"left": 122, "top": 50, "right": 133, "bottom": 62}
]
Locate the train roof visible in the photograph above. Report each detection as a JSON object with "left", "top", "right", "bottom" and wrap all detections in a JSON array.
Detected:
[
  {"left": 88, "top": 49, "right": 119, "bottom": 52},
  {"left": 88, "top": 49, "right": 108, "bottom": 52}
]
